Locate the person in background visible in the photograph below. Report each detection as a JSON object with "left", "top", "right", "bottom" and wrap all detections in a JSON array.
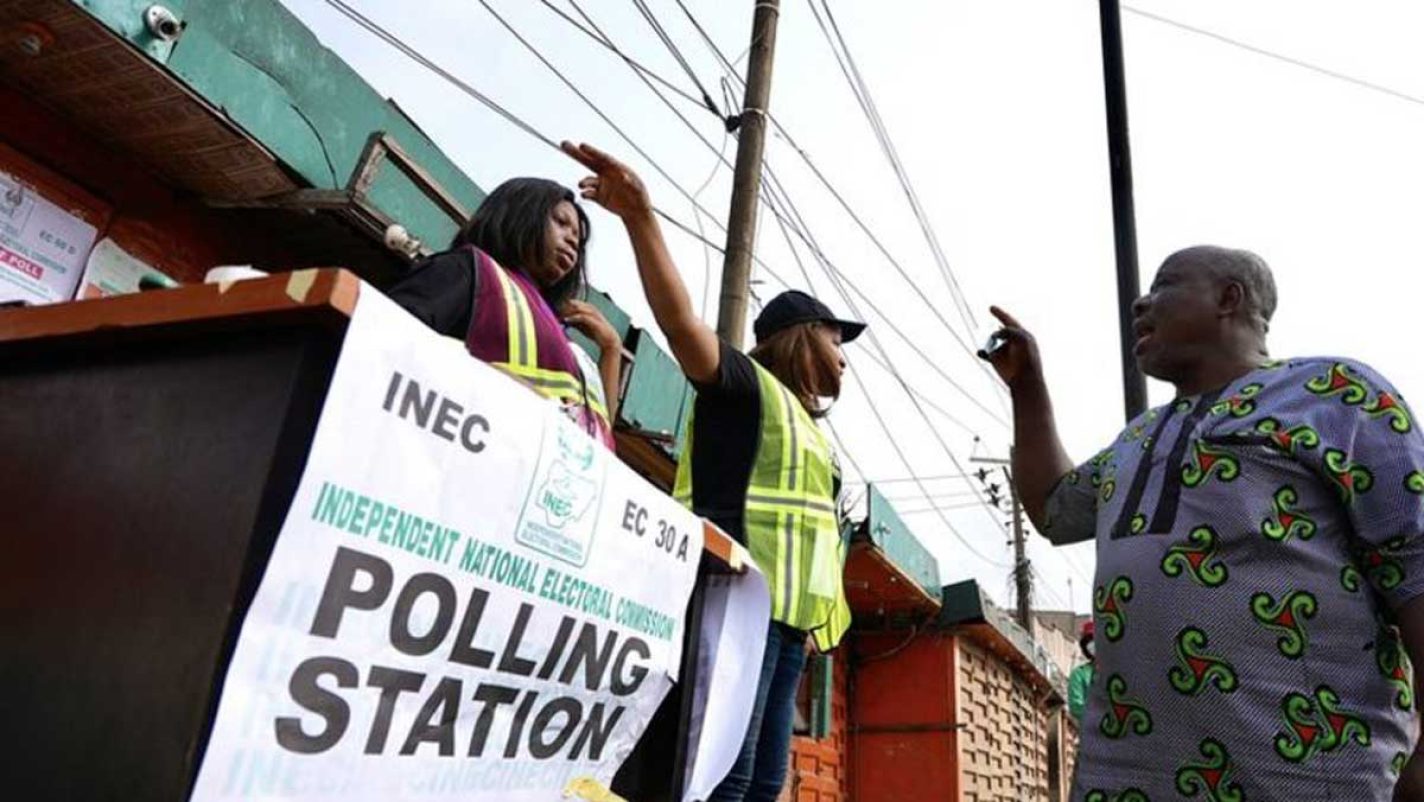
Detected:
[
  {"left": 386, "top": 177, "right": 622, "bottom": 448},
  {"left": 562, "top": 140, "right": 860, "bottom": 802},
  {"left": 1067, "top": 620, "right": 1095, "bottom": 722},
  {"left": 988, "top": 245, "right": 1424, "bottom": 801}
]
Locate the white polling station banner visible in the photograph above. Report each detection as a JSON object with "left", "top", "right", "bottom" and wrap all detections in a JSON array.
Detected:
[{"left": 191, "top": 285, "right": 703, "bottom": 801}]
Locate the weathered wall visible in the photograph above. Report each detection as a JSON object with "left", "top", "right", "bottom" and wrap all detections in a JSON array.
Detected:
[{"left": 956, "top": 637, "right": 1052, "bottom": 802}]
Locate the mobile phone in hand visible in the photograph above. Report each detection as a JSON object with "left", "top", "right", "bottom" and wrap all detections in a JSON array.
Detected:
[{"left": 977, "top": 331, "right": 1007, "bottom": 361}]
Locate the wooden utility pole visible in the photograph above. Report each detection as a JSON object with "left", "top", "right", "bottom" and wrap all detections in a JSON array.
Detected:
[
  {"left": 1098, "top": 0, "right": 1148, "bottom": 421},
  {"left": 1005, "top": 466, "right": 1032, "bottom": 632},
  {"left": 715, "top": 0, "right": 781, "bottom": 347},
  {"left": 971, "top": 455, "right": 1033, "bottom": 632}
]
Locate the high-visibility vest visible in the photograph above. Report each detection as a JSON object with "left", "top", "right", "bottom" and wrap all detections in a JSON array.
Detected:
[
  {"left": 465, "top": 247, "right": 614, "bottom": 448},
  {"left": 674, "top": 359, "right": 852, "bottom": 651}
]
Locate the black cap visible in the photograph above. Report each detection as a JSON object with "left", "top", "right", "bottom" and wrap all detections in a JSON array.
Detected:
[{"left": 753, "top": 290, "right": 866, "bottom": 345}]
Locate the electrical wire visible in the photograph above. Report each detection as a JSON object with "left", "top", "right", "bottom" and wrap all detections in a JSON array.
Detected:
[
  {"left": 869, "top": 471, "right": 984, "bottom": 485},
  {"left": 329, "top": 0, "right": 1003, "bottom": 559},
  {"left": 769, "top": 194, "right": 1018, "bottom": 561},
  {"left": 555, "top": 0, "right": 1014, "bottom": 413},
  {"left": 808, "top": 0, "right": 1012, "bottom": 421},
  {"left": 761, "top": 171, "right": 1005, "bottom": 452},
  {"left": 689, "top": 129, "right": 729, "bottom": 321},
  {"left": 669, "top": 0, "right": 1005, "bottom": 389},
  {"left": 619, "top": 63, "right": 1008, "bottom": 518},
  {"left": 810, "top": 0, "right": 978, "bottom": 334},
  {"left": 671, "top": 0, "right": 746, "bottom": 83},
  {"left": 534, "top": 0, "right": 710, "bottom": 111},
  {"left": 659, "top": 174, "right": 1005, "bottom": 561},
  {"left": 761, "top": 180, "right": 1011, "bottom": 567},
  {"left": 320, "top": 0, "right": 731, "bottom": 293},
  {"left": 629, "top": 0, "right": 725, "bottom": 116},
  {"left": 763, "top": 172, "right": 1008, "bottom": 515},
  {"left": 895, "top": 500, "right": 998, "bottom": 514},
  {"left": 315, "top": 4, "right": 866, "bottom": 507},
  {"left": 326, "top": 0, "right": 556, "bottom": 147},
  {"left": 877, "top": 487, "right": 983, "bottom": 502},
  {"left": 754, "top": 191, "right": 1001, "bottom": 560},
  {"left": 1031, "top": 564, "right": 1070, "bottom": 611},
  {"left": 472, "top": 0, "right": 731, "bottom": 233},
  {"left": 556, "top": 1, "right": 870, "bottom": 490},
  {"left": 556, "top": 0, "right": 985, "bottom": 491},
  {"left": 1059, "top": 544, "right": 1095, "bottom": 587},
  {"left": 759, "top": 164, "right": 1003, "bottom": 428},
  {"left": 1122, "top": 4, "right": 1424, "bottom": 110}
]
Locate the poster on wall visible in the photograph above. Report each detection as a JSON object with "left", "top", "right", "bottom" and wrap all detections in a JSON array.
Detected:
[
  {"left": 76, "top": 238, "right": 177, "bottom": 299},
  {"left": 0, "top": 170, "right": 98, "bottom": 305},
  {"left": 190, "top": 287, "right": 705, "bottom": 801}
]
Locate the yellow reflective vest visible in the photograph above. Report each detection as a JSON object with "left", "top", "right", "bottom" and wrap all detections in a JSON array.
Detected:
[
  {"left": 480, "top": 258, "right": 614, "bottom": 448},
  {"left": 674, "top": 359, "right": 852, "bottom": 650}
]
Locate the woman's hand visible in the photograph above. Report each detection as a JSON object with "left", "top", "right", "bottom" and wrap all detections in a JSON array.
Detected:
[
  {"left": 562, "top": 298, "right": 624, "bottom": 422},
  {"left": 561, "top": 299, "right": 621, "bottom": 353},
  {"left": 562, "top": 141, "right": 721, "bottom": 383},
  {"left": 561, "top": 141, "right": 653, "bottom": 221}
]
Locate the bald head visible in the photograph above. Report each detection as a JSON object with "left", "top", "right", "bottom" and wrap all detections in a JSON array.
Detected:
[
  {"left": 1132, "top": 245, "right": 1278, "bottom": 393},
  {"left": 1161, "top": 245, "right": 1277, "bottom": 334}
]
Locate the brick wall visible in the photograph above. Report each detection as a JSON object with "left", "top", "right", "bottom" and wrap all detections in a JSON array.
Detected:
[
  {"left": 770, "top": 629, "right": 1067, "bottom": 802},
  {"left": 956, "top": 638, "right": 1052, "bottom": 802},
  {"left": 785, "top": 648, "right": 851, "bottom": 802}
]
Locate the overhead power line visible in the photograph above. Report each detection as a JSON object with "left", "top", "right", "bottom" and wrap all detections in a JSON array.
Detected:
[
  {"left": 551, "top": 0, "right": 1012, "bottom": 414},
  {"left": 1122, "top": 4, "right": 1424, "bottom": 110},
  {"left": 1059, "top": 543, "right": 1095, "bottom": 587},
  {"left": 746, "top": 179, "right": 1007, "bottom": 564},
  {"left": 1031, "top": 564, "right": 1070, "bottom": 610},
  {"left": 319, "top": 0, "right": 722, "bottom": 278},
  {"left": 759, "top": 166, "right": 1005, "bottom": 429},
  {"left": 471, "top": 0, "right": 728, "bottom": 233},
  {"left": 760, "top": 179, "right": 1011, "bottom": 566},
  {"left": 326, "top": 0, "right": 1005, "bottom": 561},
  {"left": 808, "top": 0, "right": 978, "bottom": 334},
  {"left": 670, "top": 0, "right": 1010, "bottom": 410},
  {"left": 896, "top": 500, "right": 996, "bottom": 515},
  {"left": 866, "top": 472, "right": 983, "bottom": 485},
  {"left": 325, "top": 0, "right": 553, "bottom": 147},
  {"left": 672, "top": 0, "right": 747, "bottom": 84},
  {"left": 535, "top": 0, "right": 710, "bottom": 111},
  {"left": 628, "top": 0, "right": 725, "bottom": 117},
  {"left": 553, "top": 0, "right": 1007, "bottom": 431}
]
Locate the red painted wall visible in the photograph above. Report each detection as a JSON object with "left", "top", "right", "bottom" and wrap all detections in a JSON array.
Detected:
[{"left": 848, "top": 630, "right": 962, "bottom": 802}]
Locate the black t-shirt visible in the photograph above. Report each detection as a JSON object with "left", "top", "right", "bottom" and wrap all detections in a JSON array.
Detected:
[
  {"left": 385, "top": 249, "right": 478, "bottom": 338},
  {"left": 689, "top": 343, "right": 842, "bottom": 544},
  {"left": 687, "top": 342, "right": 768, "bottom": 544}
]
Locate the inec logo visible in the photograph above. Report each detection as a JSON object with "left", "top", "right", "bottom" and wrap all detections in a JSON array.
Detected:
[
  {"left": 516, "top": 416, "right": 606, "bottom": 567},
  {"left": 536, "top": 427, "right": 598, "bottom": 528}
]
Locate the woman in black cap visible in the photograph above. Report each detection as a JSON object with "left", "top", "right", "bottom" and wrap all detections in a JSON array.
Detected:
[{"left": 564, "top": 141, "right": 863, "bottom": 802}]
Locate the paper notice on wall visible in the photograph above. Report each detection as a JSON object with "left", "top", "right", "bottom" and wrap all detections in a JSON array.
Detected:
[
  {"left": 76, "top": 238, "right": 177, "bottom": 299},
  {"left": 190, "top": 287, "right": 704, "bottom": 801},
  {"left": 0, "top": 171, "right": 98, "bottom": 305}
]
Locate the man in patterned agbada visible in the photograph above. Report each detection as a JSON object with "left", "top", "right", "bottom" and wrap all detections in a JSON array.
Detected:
[{"left": 988, "top": 246, "right": 1424, "bottom": 801}]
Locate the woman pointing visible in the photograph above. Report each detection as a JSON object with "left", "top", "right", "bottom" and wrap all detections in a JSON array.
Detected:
[{"left": 563, "top": 141, "right": 861, "bottom": 802}]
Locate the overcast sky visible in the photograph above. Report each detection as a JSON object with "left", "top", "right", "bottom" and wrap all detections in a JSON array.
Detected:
[{"left": 280, "top": 0, "right": 1424, "bottom": 613}]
